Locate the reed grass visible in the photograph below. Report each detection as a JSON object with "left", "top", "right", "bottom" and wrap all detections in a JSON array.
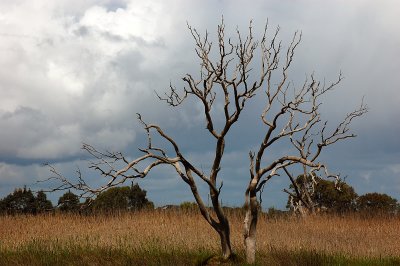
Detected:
[{"left": 0, "top": 210, "right": 399, "bottom": 265}]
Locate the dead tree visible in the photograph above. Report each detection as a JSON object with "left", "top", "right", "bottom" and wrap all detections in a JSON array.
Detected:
[
  {"left": 43, "top": 20, "right": 367, "bottom": 263},
  {"left": 283, "top": 170, "right": 317, "bottom": 216}
]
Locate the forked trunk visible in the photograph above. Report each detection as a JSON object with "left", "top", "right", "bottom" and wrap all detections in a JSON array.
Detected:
[{"left": 208, "top": 179, "right": 234, "bottom": 260}]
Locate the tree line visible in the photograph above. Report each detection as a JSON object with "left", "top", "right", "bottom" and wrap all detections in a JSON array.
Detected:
[
  {"left": 285, "top": 175, "right": 399, "bottom": 215},
  {"left": 0, "top": 183, "right": 153, "bottom": 215},
  {"left": 1, "top": 178, "right": 397, "bottom": 216}
]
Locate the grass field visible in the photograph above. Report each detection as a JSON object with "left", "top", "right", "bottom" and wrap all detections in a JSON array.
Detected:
[{"left": 0, "top": 210, "right": 399, "bottom": 265}]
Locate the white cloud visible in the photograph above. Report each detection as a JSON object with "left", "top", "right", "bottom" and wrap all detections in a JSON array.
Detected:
[
  {"left": 360, "top": 172, "right": 372, "bottom": 183},
  {"left": 78, "top": 3, "right": 164, "bottom": 43},
  {"left": 0, "top": 0, "right": 182, "bottom": 159},
  {"left": 389, "top": 164, "right": 400, "bottom": 175}
]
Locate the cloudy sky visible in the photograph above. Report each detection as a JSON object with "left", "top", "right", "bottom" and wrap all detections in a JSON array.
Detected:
[{"left": 0, "top": 0, "right": 399, "bottom": 209}]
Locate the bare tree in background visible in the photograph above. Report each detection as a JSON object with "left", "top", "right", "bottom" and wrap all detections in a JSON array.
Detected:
[
  {"left": 44, "top": 20, "right": 367, "bottom": 263},
  {"left": 280, "top": 96, "right": 366, "bottom": 216}
]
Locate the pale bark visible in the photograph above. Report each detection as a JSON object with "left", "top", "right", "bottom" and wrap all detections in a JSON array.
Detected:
[{"left": 243, "top": 192, "right": 258, "bottom": 264}]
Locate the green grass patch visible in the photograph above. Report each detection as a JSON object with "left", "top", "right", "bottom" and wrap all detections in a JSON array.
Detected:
[
  {"left": 252, "top": 249, "right": 400, "bottom": 266},
  {"left": 1, "top": 242, "right": 399, "bottom": 266},
  {"left": 0, "top": 241, "right": 212, "bottom": 266}
]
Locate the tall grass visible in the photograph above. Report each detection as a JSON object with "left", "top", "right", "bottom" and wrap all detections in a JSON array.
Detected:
[{"left": 0, "top": 210, "right": 399, "bottom": 265}]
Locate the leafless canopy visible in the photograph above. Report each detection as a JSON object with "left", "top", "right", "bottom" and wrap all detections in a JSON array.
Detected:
[{"left": 43, "top": 19, "right": 367, "bottom": 260}]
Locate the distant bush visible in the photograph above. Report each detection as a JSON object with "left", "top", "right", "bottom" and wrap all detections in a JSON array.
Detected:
[
  {"left": 179, "top": 201, "right": 198, "bottom": 211},
  {"left": 0, "top": 187, "right": 53, "bottom": 215},
  {"left": 90, "top": 183, "right": 153, "bottom": 213},
  {"left": 58, "top": 191, "right": 80, "bottom": 212},
  {"left": 357, "top": 192, "right": 398, "bottom": 214}
]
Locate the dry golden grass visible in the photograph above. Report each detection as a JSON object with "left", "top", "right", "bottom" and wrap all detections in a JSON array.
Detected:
[
  {"left": 253, "top": 214, "right": 400, "bottom": 258},
  {"left": 0, "top": 210, "right": 219, "bottom": 253},
  {"left": 0, "top": 210, "right": 399, "bottom": 259}
]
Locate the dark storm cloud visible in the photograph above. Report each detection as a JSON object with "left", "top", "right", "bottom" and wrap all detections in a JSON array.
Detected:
[{"left": 0, "top": 0, "right": 399, "bottom": 208}]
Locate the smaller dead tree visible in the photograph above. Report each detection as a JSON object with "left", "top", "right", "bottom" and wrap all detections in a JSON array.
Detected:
[
  {"left": 285, "top": 173, "right": 359, "bottom": 215},
  {"left": 282, "top": 98, "right": 367, "bottom": 216},
  {"left": 283, "top": 170, "right": 317, "bottom": 216}
]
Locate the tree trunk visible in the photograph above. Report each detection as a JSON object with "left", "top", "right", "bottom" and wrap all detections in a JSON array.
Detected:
[
  {"left": 243, "top": 194, "right": 258, "bottom": 264},
  {"left": 297, "top": 203, "right": 309, "bottom": 217},
  {"left": 208, "top": 179, "right": 234, "bottom": 260},
  {"left": 244, "top": 230, "right": 256, "bottom": 264},
  {"left": 187, "top": 175, "right": 234, "bottom": 259},
  {"left": 296, "top": 201, "right": 315, "bottom": 217},
  {"left": 218, "top": 224, "right": 233, "bottom": 259}
]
